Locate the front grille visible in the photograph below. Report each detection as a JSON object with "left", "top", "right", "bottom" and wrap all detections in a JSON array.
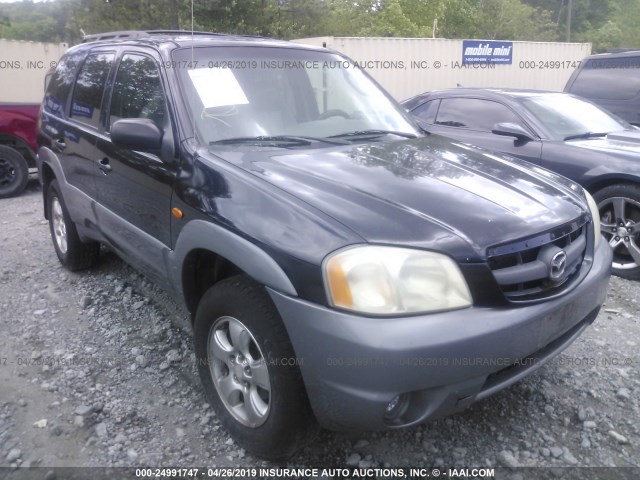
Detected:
[{"left": 487, "top": 216, "right": 589, "bottom": 301}]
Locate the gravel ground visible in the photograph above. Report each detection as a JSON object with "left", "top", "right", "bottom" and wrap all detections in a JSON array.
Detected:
[{"left": 1, "top": 183, "right": 639, "bottom": 479}]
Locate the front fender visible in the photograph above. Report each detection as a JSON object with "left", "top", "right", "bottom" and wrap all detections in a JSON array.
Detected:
[
  {"left": 168, "top": 219, "right": 298, "bottom": 303},
  {"left": 581, "top": 168, "right": 640, "bottom": 192}
]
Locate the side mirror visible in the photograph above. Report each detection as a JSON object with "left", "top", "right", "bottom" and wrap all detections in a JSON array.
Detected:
[
  {"left": 111, "top": 118, "right": 163, "bottom": 151},
  {"left": 491, "top": 122, "right": 534, "bottom": 142}
]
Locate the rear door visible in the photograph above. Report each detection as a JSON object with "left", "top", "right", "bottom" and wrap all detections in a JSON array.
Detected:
[
  {"left": 41, "top": 49, "right": 114, "bottom": 227},
  {"left": 65, "top": 51, "right": 116, "bottom": 199},
  {"left": 94, "top": 50, "right": 179, "bottom": 285},
  {"left": 416, "top": 97, "right": 543, "bottom": 165}
]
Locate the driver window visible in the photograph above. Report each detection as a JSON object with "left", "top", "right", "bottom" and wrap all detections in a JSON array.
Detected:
[
  {"left": 435, "top": 98, "right": 522, "bottom": 132},
  {"left": 109, "top": 54, "right": 167, "bottom": 130}
]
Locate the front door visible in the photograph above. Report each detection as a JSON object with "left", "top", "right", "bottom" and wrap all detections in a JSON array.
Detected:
[
  {"left": 417, "top": 97, "right": 543, "bottom": 164},
  {"left": 94, "top": 51, "right": 178, "bottom": 285}
]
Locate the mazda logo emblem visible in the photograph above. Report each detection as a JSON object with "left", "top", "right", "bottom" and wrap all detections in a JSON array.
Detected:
[{"left": 550, "top": 251, "right": 567, "bottom": 280}]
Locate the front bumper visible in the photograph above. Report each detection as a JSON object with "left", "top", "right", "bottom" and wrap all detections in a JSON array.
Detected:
[{"left": 268, "top": 240, "right": 612, "bottom": 430}]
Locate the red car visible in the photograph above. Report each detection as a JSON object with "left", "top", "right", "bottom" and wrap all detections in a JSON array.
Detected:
[{"left": 0, "top": 103, "right": 40, "bottom": 197}]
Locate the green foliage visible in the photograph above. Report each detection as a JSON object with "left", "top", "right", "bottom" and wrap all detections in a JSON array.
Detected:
[
  {"left": 584, "top": 0, "right": 640, "bottom": 51},
  {"left": 0, "top": 0, "right": 73, "bottom": 42},
  {"left": 318, "top": 0, "right": 430, "bottom": 37},
  {"left": 66, "top": 0, "right": 183, "bottom": 41},
  {"left": 577, "top": 20, "right": 622, "bottom": 52},
  {"left": 0, "top": 0, "right": 638, "bottom": 51},
  {"left": 438, "top": 0, "right": 558, "bottom": 41}
]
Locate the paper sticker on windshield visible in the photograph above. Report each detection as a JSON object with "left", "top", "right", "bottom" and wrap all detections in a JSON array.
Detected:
[{"left": 188, "top": 68, "right": 249, "bottom": 108}]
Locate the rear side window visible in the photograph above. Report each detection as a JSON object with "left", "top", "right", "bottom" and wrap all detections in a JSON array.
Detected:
[
  {"left": 570, "top": 57, "right": 640, "bottom": 100},
  {"left": 109, "top": 53, "right": 167, "bottom": 129},
  {"left": 70, "top": 53, "right": 115, "bottom": 128},
  {"left": 435, "top": 98, "right": 522, "bottom": 131},
  {"left": 412, "top": 99, "right": 439, "bottom": 124},
  {"left": 43, "top": 51, "right": 84, "bottom": 116}
]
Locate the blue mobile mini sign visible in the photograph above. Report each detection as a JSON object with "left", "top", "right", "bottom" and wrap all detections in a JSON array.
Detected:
[{"left": 462, "top": 40, "right": 513, "bottom": 65}]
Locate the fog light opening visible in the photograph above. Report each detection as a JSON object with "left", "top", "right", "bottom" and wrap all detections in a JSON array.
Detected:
[{"left": 384, "top": 393, "right": 409, "bottom": 421}]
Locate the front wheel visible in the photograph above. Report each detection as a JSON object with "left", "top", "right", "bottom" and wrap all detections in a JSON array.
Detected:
[
  {"left": 0, "top": 145, "right": 29, "bottom": 198},
  {"left": 194, "top": 275, "right": 315, "bottom": 459},
  {"left": 593, "top": 184, "right": 640, "bottom": 280}
]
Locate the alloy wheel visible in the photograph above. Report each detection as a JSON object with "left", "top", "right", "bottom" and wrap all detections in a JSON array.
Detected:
[
  {"left": 599, "top": 196, "right": 640, "bottom": 271},
  {"left": 207, "top": 316, "right": 271, "bottom": 428},
  {"left": 51, "top": 196, "right": 68, "bottom": 254}
]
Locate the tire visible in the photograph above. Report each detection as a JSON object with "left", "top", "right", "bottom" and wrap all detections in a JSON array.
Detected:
[
  {"left": 593, "top": 184, "right": 640, "bottom": 280},
  {"left": 194, "top": 275, "right": 316, "bottom": 459},
  {"left": 0, "top": 145, "right": 29, "bottom": 198},
  {"left": 47, "top": 179, "right": 100, "bottom": 271}
]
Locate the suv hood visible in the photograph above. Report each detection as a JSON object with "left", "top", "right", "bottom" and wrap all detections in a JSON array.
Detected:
[{"left": 209, "top": 135, "right": 587, "bottom": 260}]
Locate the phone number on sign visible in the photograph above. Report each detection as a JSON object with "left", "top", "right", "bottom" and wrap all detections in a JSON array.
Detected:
[{"left": 519, "top": 60, "right": 582, "bottom": 69}]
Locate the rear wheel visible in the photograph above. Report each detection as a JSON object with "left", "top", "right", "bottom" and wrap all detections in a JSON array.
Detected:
[
  {"left": 593, "top": 184, "right": 640, "bottom": 280},
  {"left": 0, "top": 145, "right": 29, "bottom": 198},
  {"left": 193, "top": 275, "right": 316, "bottom": 459},
  {"left": 47, "top": 180, "right": 100, "bottom": 270}
]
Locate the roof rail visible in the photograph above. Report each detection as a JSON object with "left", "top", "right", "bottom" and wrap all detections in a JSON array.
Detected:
[{"left": 81, "top": 30, "right": 227, "bottom": 43}]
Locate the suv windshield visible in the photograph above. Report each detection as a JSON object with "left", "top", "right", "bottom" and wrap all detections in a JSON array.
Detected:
[
  {"left": 520, "top": 93, "right": 632, "bottom": 141},
  {"left": 172, "top": 46, "right": 419, "bottom": 145}
]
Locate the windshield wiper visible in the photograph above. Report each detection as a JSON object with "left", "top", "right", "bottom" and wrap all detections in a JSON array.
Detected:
[
  {"left": 563, "top": 132, "right": 609, "bottom": 141},
  {"left": 328, "top": 130, "right": 418, "bottom": 140},
  {"left": 209, "top": 135, "right": 349, "bottom": 147}
]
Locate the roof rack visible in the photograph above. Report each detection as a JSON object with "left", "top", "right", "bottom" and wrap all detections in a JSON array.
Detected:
[{"left": 81, "top": 30, "right": 227, "bottom": 43}]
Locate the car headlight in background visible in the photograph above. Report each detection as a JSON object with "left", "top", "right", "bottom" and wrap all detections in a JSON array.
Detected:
[
  {"left": 324, "top": 246, "right": 472, "bottom": 315},
  {"left": 585, "top": 190, "right": 601, "bottom": 249}
]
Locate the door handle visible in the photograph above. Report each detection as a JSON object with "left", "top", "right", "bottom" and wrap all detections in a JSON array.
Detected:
[
  {"left": 54, "top": 138, "right": 66, "bottom": 150},
  {"left": 98, "top": 157, "right": 112, "bottom": 174}
]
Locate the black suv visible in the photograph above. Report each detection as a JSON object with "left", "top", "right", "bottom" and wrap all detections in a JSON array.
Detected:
[
  {"left": 37, "top": 31, "right": 611, "bottom": 459},
  {"left": 565, "top": 49, "right": 640, "bottom": 126}
]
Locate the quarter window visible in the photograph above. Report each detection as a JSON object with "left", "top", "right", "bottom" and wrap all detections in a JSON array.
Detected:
[
  {"left": 411, "top": 99, "right": 439, "bottom": 124},
  {"left": 435, "top": 98, "right": 522, "bottom": 132},
  {"left": 70, "top": 53, "right": 114, "bottom": 128},
  {"left": 44, "top": 51, "right": 84, "bottom": 116},
  {"left": 109, "top": 54, "right": 167, "bottom": 129}
]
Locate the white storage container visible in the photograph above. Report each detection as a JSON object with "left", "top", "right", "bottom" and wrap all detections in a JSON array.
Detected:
[
  {"left": 0, "top": 39, "right": 68, "bottom": 104},
  {"left": 293, "top": 36, "right": 592, "bottom": 100}
]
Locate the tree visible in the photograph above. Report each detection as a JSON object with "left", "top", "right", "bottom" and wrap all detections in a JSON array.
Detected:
[
  {"left": 0, "top": 0, "right": 638, "bottom": 50},
  {"left": 435, "top": 0, "right": 558, "bottom": 41},
  {"left": 67, "top": 0, "right": 184, "bottom": 40},
  {"left": 606, "top": 0, "right": 640, "bottom": 49},
  {"left": 312, "top": 0, "right": 558, "bottom": 40},
  {"left": 0, "top": 0, "right": 74, "bottom": 43},
  {"left": 318, "top": 0, "right": 432, "bottom": 37}
]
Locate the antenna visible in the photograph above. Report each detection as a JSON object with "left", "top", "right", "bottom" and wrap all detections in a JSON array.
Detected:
[{"left": 191, "top": 0, "right": 195, "bottom": 139}]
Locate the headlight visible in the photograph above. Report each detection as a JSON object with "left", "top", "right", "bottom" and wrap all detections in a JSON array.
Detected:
[
  {"left": 585, "top": 190, "right": 601, "bottom": 249},
  {"left": 324, "top": 246, "right": 472, "bottom": 315}
]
